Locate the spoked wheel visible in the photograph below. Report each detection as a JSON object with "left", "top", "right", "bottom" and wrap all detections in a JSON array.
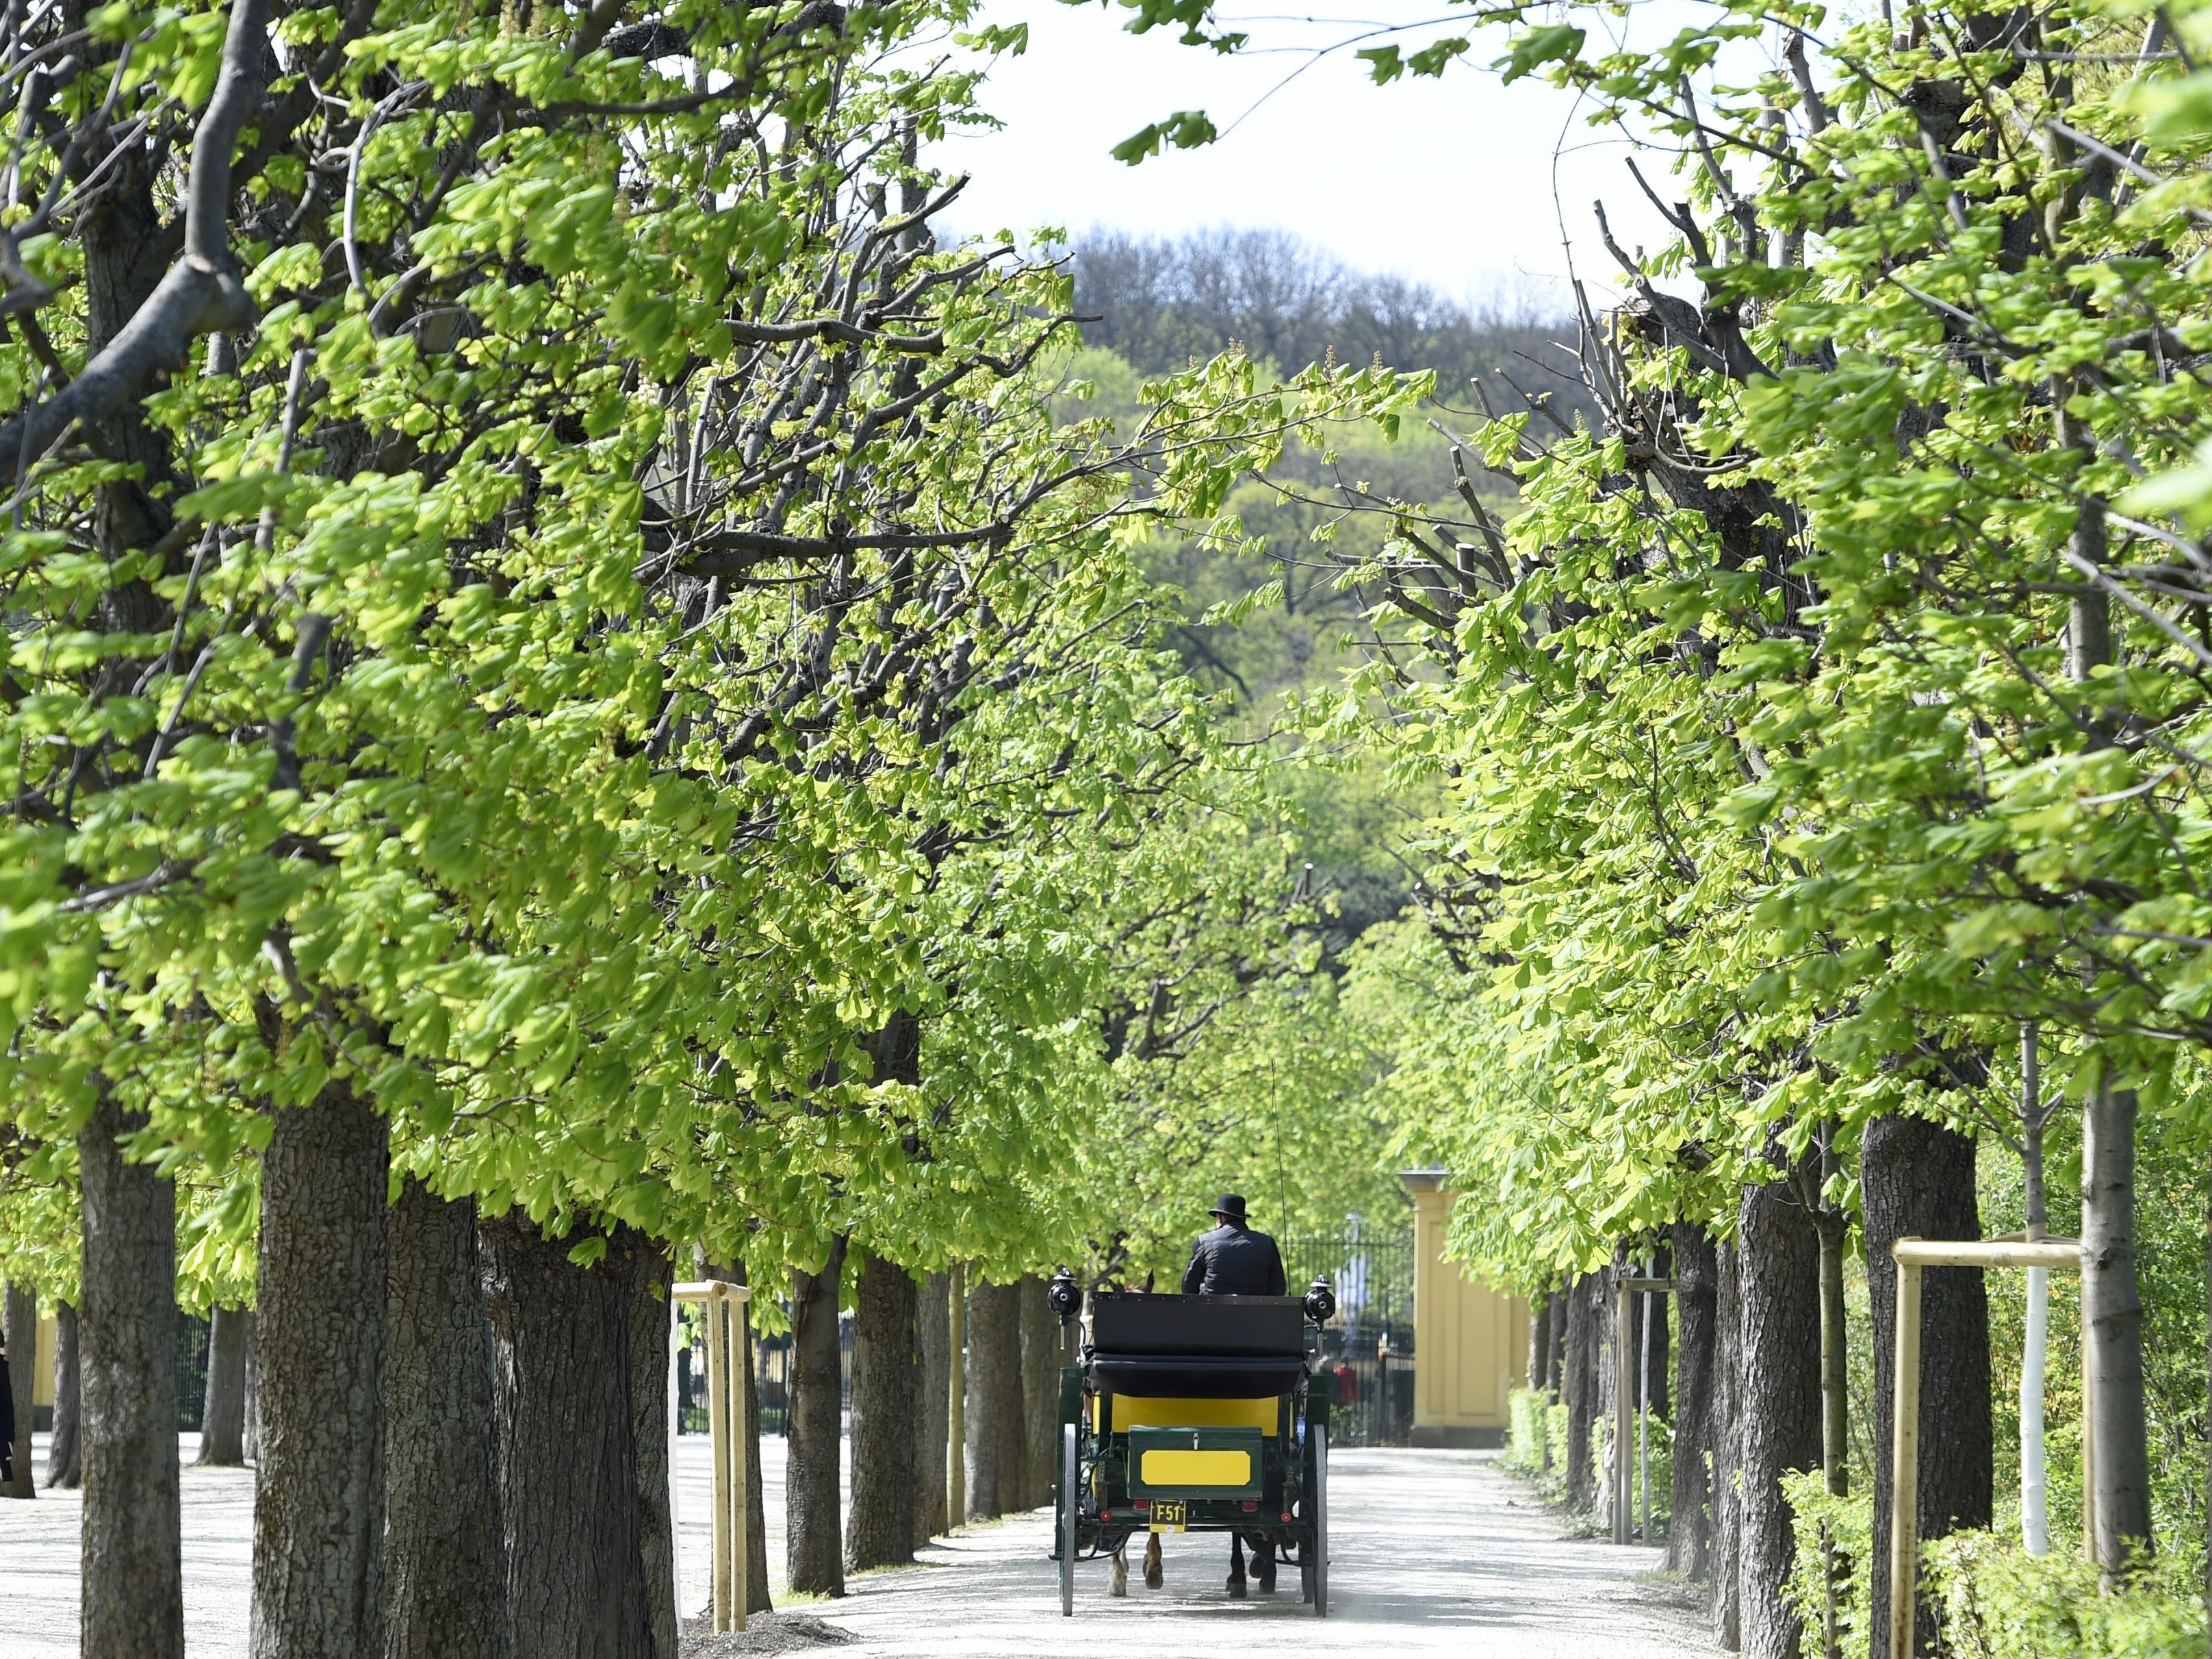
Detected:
[
  {"left": 1059, "top": 1422, "right": 1079, "bottom": 1617},
  {"left": 1310, "top": 1422, "right": 1328, "bottom": 1617}
]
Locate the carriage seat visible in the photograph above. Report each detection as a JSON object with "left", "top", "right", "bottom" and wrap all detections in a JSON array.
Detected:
[{"left": 1083, "top": 1291, "right": 1311, "bottom": 1399}]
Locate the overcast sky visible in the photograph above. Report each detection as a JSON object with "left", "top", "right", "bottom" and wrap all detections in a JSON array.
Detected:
[{"left": 932, "top": 1, "right": 1685, "bottom": 310}]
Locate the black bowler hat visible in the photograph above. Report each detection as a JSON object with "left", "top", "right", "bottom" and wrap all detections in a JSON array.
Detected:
[{"left": 1211, "top": 1193, "right": 1248, "bottom": 1222}]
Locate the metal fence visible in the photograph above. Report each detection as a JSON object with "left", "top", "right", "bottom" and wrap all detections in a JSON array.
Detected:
[
  {"left": 1280, "top": 1228, "right": 1415, "bottom": 1448},
  {"left": 177, "top": 1312, "right": 211, "bottom": 1433}
]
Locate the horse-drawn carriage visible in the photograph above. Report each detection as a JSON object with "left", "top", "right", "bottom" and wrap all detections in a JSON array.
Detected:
[{"left": 1047, "top": 1273, "right": 1337, "bottom": 1616}]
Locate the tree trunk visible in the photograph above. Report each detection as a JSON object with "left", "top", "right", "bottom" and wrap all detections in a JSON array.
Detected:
[
  {"left": 2082, "top": 1077, "right": 2154, "bottom": 1571},
  {"left": 964, "top": 1278, "right": 1021, "bottom": 1519},
  {"left": 47, "top": 1298, "right": 81, "bottom": 1489},
  {"left": 1669, "top": 1224, "right": 1718, "bottom": 1583},
  {"left": 1545, "top": 1288, "right": 1566, "bottom": 1398},
  {"left": 947, "top": 1263, "right": 966, "bottom": 1529},
  {"left": 242, "top": 1310, "right": 260, "bottom": 1461},
  {"left": 385, "top": 1181, "right": 508, "bottom": 1659},
  {"left": 1815, "top": 1212, "right": 1849, "bottom": 1500},
  {"left": 623, "top": 1239, "right": 676, "bottom": 1659},
  {"left": 742, "top": 1278, "right": 771, "bottom": 1615},
  {"left": 1018, "top": 1276, "right": 1058, "bottom": 1509},
  {"left": 4, "top": 1281, "right": 35, "bottom": 1497},
  {"left": 1736, "top": 1175, "right": 1822, "bottom": 1659},
  {"left": 1565, "top": 1271, "right": 1599, "bottom": 1507},
  {"left": 253, "top": 1084, "right": 389, "bottom": 1659},
  {"left": 1646, "top": 1242, "right": 1672, "bottom": 1423},
  {"left": 1596, "top": 1251, "right": 1621, "bottom": 1535},
  {"left": 1528, "top": 1295, "right": 1550, "bottom": 1406},
  {"left": 1864, "top": 1114, "right": 1992, "bottom": 1658},
  {"left": 1712, "top": 1234, "right": 1743, "bottom": 1651},
  {"left": 847, "top": 1251, "right": 918, "bottom": 1571},
  {"left": 79, "top": 1088, "right": 184, "bottom": 1658},
  {"left": 480, "top": 1211, "right": 656, "bottom": 1659},
  {"left": 197, "top": 1302, "right": 250, "bottom": 1467},
  {"left": 786, "top": 1237, "right": 847, "bottom": 1597},
  {"left": 912, "top": 1270, "right": 949, "bottom": 1545}
]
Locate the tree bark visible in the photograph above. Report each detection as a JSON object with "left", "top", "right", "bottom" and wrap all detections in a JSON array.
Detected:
[
  {"left": 742, "top": 1278, "right": 771, "bottom": 1615},
  {"left": 1597, "top": 1251, "right": 1621, "bottom": 1535},
  {"left": 964, "top": 1277, "right": 1022, "bottom": 1519},
  {"left": 847, "top": 1251, "right": 918, "bottom": 1571},
  {"left": 385, "top": 1180, "right": 508, "bottom": 1659},
  {"left": 947, "top": 1263, "right": 966, "bottom": 1528},
  {"left": 242, "top": 1311, "right": 260, "bottom": 1461},
  {"left": 912, "top": 1270, "right": 949, "bottom": 1545},
  {"left": 196, "top": 1302, "right": 250, "bottom": 1467},
  {"left": 786, "top": 1237, "right": 847, "bottom": 1597},
  {"left": 2082, "top": 1077, "right": 2154, "bottom": 1571},
  {"left": 1564, "top": 1271, "right": 1599, "bottom": 1507},
  {"left": 1712, "top": 1235, "right": 1743, "bottom": 1651},
  {"left": 47, "top": 1298, "right": 81, "bottom": 1489},
  {"left": 623, "top": 1239, "right": 676, "bottom": 1659},
  {"left": 1669, "top": 1224, "right": 1719, "bottom": 1583},
  {"left": 4, "top": 1281, "right": 35, "bottom": 1497},
  {"left": 79, "top": 1088, "right": 184, "bottom": 1658},
  {"left": 253, "top": 1084, "right": 389, "bottom": 1659},
  {"left": 1528, "top": 1295, "right": 1550, "bottom": 1406},
  {"left": 1545, "top": 1288, "right": 1566, "bottom": 1398},
  {"left": 1736, "top": 1175, "right": 1822, "bottom": 1659},
  {"left": 1864, "top": 1114, "right": 1992, "bottom": 1658},
  {"left": 480, "top": 1211, "right": 657, "bottom": 1659},
  {"left": 1018, "top": 1275, "right": 1059, "bottom": 1509},
  {"left": 1646, "top": 1241, "right": 1672, "bottom": 1424}
]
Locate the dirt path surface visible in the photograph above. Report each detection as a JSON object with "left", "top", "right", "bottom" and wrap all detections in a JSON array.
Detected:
[{"left": 808, "top": 1449, "right": 1718, "bottom": 1659}]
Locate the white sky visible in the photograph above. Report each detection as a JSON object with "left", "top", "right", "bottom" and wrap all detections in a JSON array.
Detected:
[{"left": 933, "top": 1, "right": 1688, "bottom": 310}]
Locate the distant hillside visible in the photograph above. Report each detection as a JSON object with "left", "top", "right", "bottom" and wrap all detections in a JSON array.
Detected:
[{"left": 1070, "top": 228, "right": 1590, "bottom": 426}]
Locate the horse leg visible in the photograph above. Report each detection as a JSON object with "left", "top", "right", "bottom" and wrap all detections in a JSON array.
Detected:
[
  {"left": 1144, "top": 1530, "right": 1163, "bottom": 1589},
  {"left": 1251, "top": 1531, "right": 1276, "bottom": 1593},
  {"left": 1226, "top": 1531, "right": 1248, "bottom": 1598},
  {"left": 1111, "top": 1539, "right": 1129, "bottom": 1597}
]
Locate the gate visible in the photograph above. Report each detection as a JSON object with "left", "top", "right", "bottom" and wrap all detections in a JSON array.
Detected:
[{"left": 1279, "top": 1227, "right": 1415, "bottom": 1447}]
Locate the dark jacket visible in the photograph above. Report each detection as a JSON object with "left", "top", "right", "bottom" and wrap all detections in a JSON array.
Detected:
[{"left": 1181, "top": 1222, "right": 1286, "bottom": 1297}]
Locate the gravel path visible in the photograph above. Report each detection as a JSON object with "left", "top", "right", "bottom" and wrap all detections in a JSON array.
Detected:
[
  {"left": 812, "top": 1449, "right": 1719, "bottom": 1658},
  {"left": 1, "top": 1437, "right": 1718, "bottom": 1658}
]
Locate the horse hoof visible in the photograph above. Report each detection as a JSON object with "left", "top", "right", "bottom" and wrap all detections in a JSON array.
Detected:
[
  {"left": 1226, "top": 1575, "right": 1248, "bottom": 1599},
  {"left": 1145, "top": 1565, "right": 1163, "bottom": 1590},
  {"left": 1256, "top": 1576, "right": 1277, "bottom": 1595}
]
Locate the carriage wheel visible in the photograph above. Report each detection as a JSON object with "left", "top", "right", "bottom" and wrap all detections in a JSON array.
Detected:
[
  {"left": 1310, "top": 1421, "right": 1328, "bottom": 1618},
  {"left": 1059, "top": 1422, "right": 1079, "bottom": 1617}
]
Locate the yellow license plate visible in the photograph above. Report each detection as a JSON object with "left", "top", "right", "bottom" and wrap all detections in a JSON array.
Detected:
[{"left": 1148, "top": 1500, "right": 1187, "bottom": 1533}]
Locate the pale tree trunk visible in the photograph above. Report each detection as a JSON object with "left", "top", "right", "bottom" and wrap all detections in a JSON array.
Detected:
[
  {"left": 1712, "top": 1236, "right": 1743, "bottom": 1652},
  {"left": 1736, "top": 1176, "right": 1822, "bottom": 1659},
  {"left": 385, "top": 1180, "right": 507, "bottom": 1659},
  {"left": 1595, "top": 1252, "right": 1620, "bottom": 1536},
  {"left": 2083, "top": 1076, "right": 2154, "bottom": 1571},
  {"left": 964, "top": 1278, "right": 1021, "bottom": 1519},
  {"left": 2019, "top": 1021, "right": 2051, "bottom": 1558},
  {"left": 912, "top": 1270, "right": 949, "bottom": 1545},
  {"left": 786, "top": 1238, "right": 847, "bottom": 1597},
  {"left": 1018, "top": 1276, "right": 1059, "bottom": 1509},
  {"left": 847, "top": 1252, "right": 918, "bottom": 1570},
  {"left": 1545, "top": 1288, "right": 1565, "bottom": 1398},
  {"left": 79, "top": 1089, "right": 183, "bottom": 1658},
  {"left": 4, "top": 1281, "right": 35, "bottom": 1497},
  {"left": 2062, "top": 437, "right": 2155, "bottom": 1573},
  {"left": 47, "top": 1300, "right": 81, "bottom": 1489},
  {"left": 947, "top": 1263, "right": 966, "bottom": 1529},
  {"left": 196, "top": 1302, "right": 250, "bottom": 1466},
  {"left": 480, "top": 1211, "right": 657, "bottom": 1659},
  {"left": 1864, "top": 1114, "right": 1992, "bottom": 1659},
  {"left": 1668, "top": 1224, "right": 1719, "bottom": 1583},
  {"left": 252, "top": 1084, "right": 389, "bottom": 1659},
  {"left": 1528, "top": 1296, "right": 1550, "bottom": 1408}
]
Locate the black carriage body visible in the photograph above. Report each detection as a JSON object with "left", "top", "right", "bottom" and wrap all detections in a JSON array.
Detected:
[{"left": 1052, "top": 1291, "right": 1332, "bottom": 1612}]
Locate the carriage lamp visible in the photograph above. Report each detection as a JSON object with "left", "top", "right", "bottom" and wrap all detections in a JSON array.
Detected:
[
  {"left": 1303, "top": 1278, "right": 1337, "bottom": 1324},
  {"left": 1047, "top": 1269, "right": 1081, "bottom": 1324}
]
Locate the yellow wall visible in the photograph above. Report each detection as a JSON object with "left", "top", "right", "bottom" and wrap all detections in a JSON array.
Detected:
[
  {"left": 1406, "top": 1174, "right": 1526, "bottom": 1438},
  {"left": 34, "top": 1314, "right": 53, "bottom": 1409}
]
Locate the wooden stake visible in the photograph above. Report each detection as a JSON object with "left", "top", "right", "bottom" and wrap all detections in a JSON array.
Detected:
[
  {"left": 1613, "top": 1275, "right": 1633, "bottom": 1546},
  {"left": 727, "top": 1291, "right": 748, "bottom": 1634},
  {"left": 706, "top": 1289, "right": 732, "bottom": 1632},
  {"left": 1889, "top": 1255, "right": 1922, "bottom": 1659},
  {"left": 949, "top": 1261, "right": 967, "bottom": 1529}
]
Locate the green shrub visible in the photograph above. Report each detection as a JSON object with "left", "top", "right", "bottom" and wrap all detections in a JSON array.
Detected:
[
  {"left": 1928, "top": 1534, "right": 2207, "bottom": 1659},
  {"left": 1505, "top": 1387, "right": 1551, "bottom": 1476},
  {"left": 1784, "top": 1468, "right": 1873, "bottom": 1656}
]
